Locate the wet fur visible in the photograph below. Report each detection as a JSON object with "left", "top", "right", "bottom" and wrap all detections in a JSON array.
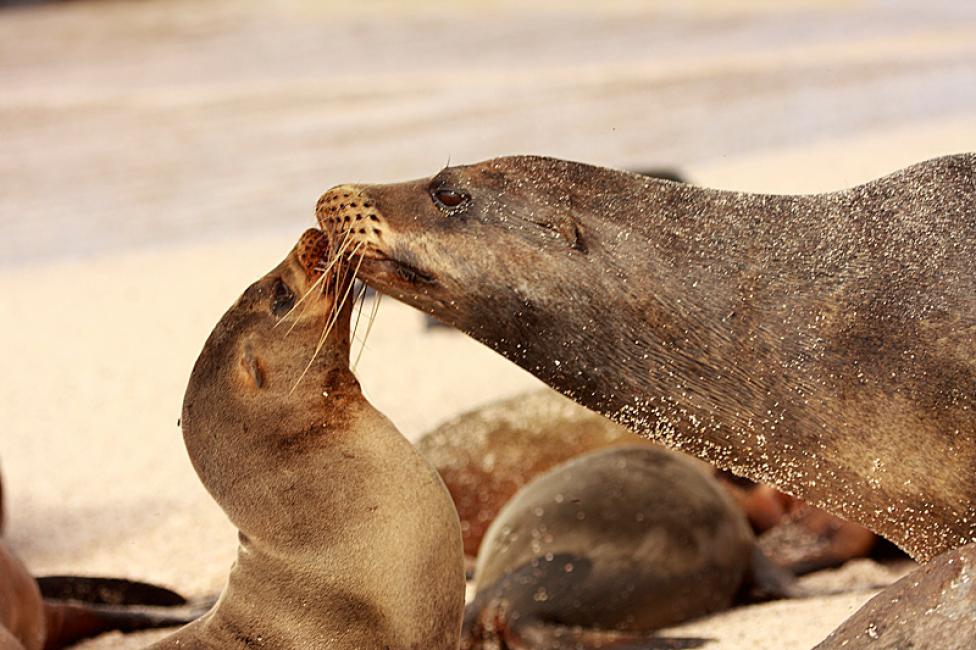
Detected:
[{"left": 318, "top": 155, "right": 976, "bottom": 562}]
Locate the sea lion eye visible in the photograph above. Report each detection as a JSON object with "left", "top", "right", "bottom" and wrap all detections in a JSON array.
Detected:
[
  {"left": 431, "top": 188, "right": 469, "bottom": 211},
  {"left": 270, "top": 279, "right": 296, "bottom": 316}
]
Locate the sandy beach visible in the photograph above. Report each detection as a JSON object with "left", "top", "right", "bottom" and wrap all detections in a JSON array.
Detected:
[{"left": 2, "top": 0, "right": 975, "bottom": 647}]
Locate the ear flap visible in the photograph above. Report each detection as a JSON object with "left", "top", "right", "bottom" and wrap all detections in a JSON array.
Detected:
[
  {"left": 511, "top": 622, "right": 711, "bottom": 650},
  {"left": 239, "top": 343, "right": 264, "bottom": 389}
]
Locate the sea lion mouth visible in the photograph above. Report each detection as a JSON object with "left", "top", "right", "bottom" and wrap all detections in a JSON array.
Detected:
[
  {"left": 360, "top": 251, "right": 437, "bottom": 288},
  {"left": 296, "top": 228, "right": 330, "bottom": 282}
]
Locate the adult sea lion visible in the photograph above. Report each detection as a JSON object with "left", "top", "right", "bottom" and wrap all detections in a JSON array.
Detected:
[
  {"left": 814, "top": 541, "right": 976, "bottom": 650},
  {"left": 316, "top": 154, "right": 976, "bottom": 562},
  {"left": 462, "top": 445, "right": 791, "bottom": 649},
  {"left": 150, "top": 229, "right": 465, "bottom": 649}
]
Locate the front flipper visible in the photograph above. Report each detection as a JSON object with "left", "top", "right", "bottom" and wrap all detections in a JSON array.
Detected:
[
  {"left": 35, "top": 576, "right": 215, "bottom": 649},
  {"left": 512, "top": 622, "right": 711, "bottom": 650},
  {"left": 740, "top": 546, "right": 805, "bottom": 602},
  {"left": 36, "top": 576, "right": 187, "bottom": 607},
  {"left": 42, "top": 599, "right": 213, "bottom": 649}
]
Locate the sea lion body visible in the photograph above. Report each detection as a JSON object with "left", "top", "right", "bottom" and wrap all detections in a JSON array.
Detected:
[
  {"left": 463, "top": 445, "right": 774, "bottom": 649},
  {"left": 150, "top": 231, "right": 465, "bottom": 649},
  {"left": 317, "top": 154, "right": 976, "bottom": 562}
]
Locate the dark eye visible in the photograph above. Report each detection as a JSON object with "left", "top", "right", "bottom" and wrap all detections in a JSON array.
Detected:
[
  {"left": 431, "top": 187, "right": 469, "bottom": 210},
  {"left": 270, "top": 278, "right": 296, "bottom": 316}
]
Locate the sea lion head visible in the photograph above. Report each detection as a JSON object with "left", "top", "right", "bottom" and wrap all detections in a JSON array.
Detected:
[
  {"left": 181, "top": 228, "right": 359, "bottom": 548},
  {"left": 315, "top": 156, "right": 662, "bottom": 399}
]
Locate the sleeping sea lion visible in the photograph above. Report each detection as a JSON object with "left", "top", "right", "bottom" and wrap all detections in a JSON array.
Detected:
[
  {"left": 149, "top": 229, "right": 465, "bottom": 649},
  {"left": 462, "top": 445, "right": 793, "bottom": 649},
  {"left": 316, "top": 154, "right": 976, "bottom": 562}
]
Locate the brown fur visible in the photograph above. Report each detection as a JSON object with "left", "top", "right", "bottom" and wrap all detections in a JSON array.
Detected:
[
  {"left": 420, "top": 389, "right": 873, "bottom": 575},
  {"left": 149, "top": 230, "right": 465, "bottom": 650},
  {"left": 317, "top": 155, "right": 976, "bottom": 562}
]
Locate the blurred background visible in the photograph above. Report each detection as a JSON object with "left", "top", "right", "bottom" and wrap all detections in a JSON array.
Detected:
[{"left": 1, "top": 1, "right": 975, "bottom": 647}]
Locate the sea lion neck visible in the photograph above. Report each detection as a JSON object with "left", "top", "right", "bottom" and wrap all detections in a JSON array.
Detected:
[
  {"left": 180, "top": 246, "right": 363, "bottom": 549},
  {"left": 320, "top": 153, "right": 976, "bottom": 562}
]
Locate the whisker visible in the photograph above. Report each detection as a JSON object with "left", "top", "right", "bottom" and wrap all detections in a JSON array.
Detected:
[
  {"left": 350, "top": 281, "right": 369, "bottom": 351},
  {"left": 276, "top": 270, "right": 326, "bottom": 331},
  {"left": 275, "top": 228, "right": 352, "bottom": 329},
  {"left": 289, "top": 240, "right": 366, "bottom": 394},
  {"left": 317, "top": 242, "right": 366, "bottom": 350},
  {"left": 279, "top": 231, "right": 354, "bottom": 335},
  {"left": 353, "top": 291, "right": 382, "bottom": 372}
]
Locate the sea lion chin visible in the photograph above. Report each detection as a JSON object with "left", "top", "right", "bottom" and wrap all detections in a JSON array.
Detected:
[
  {"left": 316, "top": 154, "right": 976, "bottom": 563},
  {"left": 150, "top": 229, "right": 465, "bottom": 650}
]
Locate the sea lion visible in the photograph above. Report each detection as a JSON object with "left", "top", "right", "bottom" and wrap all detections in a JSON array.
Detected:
[
  {"left": 814, "top": 541, "right": 976, "bottom": 650},
  {"left": 462, "top": 445, "right": 791, "bottom": 649},
  {"left": 316, "top": 154, "right": 976, "bottom": 562},
  {"left": 0, "top": 540, "right": 43, "bottom": 650},
  {"left": 758, "top": 502, "right": 880, "bottom": 575},
  {"left": 149, "top": 229, "right": 465, "bottom": 649}
]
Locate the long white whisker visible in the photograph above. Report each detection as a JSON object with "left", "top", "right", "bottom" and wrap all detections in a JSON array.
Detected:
[
  {"left": 353, "top": 292, "right": 381, "bottom": 372},
  {"left": 290, "top": 240, "right": 366, "bottom": 394},
  {"left": 276, "top": 229, "right": 352, "bottom": 329}
]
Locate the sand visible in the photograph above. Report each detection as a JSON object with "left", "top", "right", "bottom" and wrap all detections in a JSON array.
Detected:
[{"left": 2, "top": 0, "right": 975, "bottom": 648}]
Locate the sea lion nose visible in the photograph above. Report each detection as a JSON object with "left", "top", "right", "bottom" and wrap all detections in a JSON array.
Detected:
[
  {"left": 316, "top": 185, "right": 377, "bottom": 235},
  {"left": 315, "top": 184, "right": 388, "bottom": 252}
]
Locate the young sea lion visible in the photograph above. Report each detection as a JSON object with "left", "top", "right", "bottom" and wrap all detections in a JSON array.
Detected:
[
  {"left": 149, "top": 229, "right": 465, "bottom": 649},
  {"left": 315, "top": 154, "right": 976, "bottom": 562},
  {"left": 462, "top": 445, "right": 791, "bottom": 649},
  {"left": 814, "top": 541, "right": 976, "bottom": 650}
]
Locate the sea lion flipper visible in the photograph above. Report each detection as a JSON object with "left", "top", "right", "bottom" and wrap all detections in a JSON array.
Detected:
[
  {"left": 742, "top": 546, "right": 804, "bottom": 602},
  {"left": 42, "top": 599, "right": 211, "bottom": 649},
  {"left": 35, "top": 576, "right": 188, "bottom": 607},
  {"left": 514, "top": 622, "right": 710, "bottom": 650}
]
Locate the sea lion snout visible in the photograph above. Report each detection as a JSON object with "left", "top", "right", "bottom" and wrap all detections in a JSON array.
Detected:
[
  {"left": 295, "top": 227, "right": 329, "bottom": 280},
  {"left": 317, "top": 183, "right": 444, "bottom": 293},
  {"left": 316, "top": 184, "right": 388, "bottom": 255}
]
